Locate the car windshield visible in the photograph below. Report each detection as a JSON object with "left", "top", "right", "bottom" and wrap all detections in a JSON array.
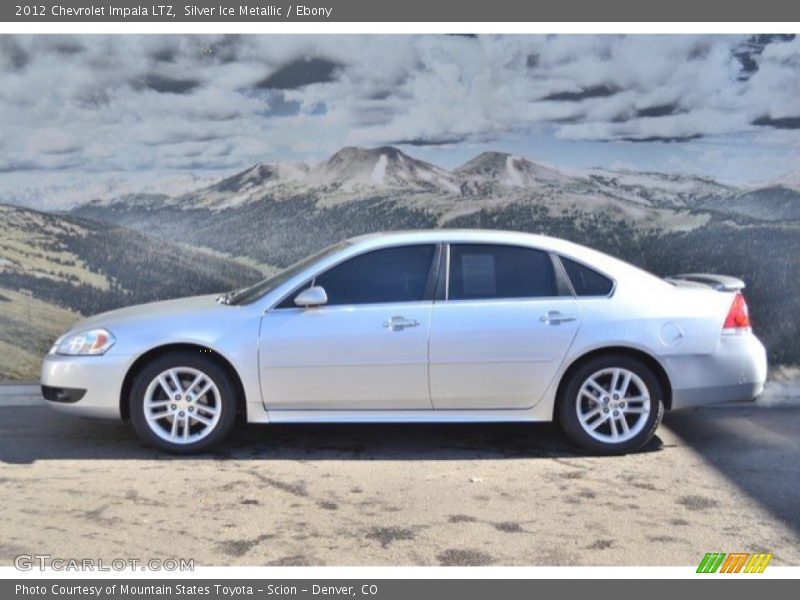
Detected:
[{"left": 220, "top": 241, "right": 350, "bottom": 306}]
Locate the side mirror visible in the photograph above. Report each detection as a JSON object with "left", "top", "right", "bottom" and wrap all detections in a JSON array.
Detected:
[{"left": 294, "top": 286, "right": 328, "bottom": 308}]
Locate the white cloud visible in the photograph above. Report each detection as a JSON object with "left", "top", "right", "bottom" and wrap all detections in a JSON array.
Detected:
[{"left": 0, "top": 34, "right": 797, "bottom": 185}]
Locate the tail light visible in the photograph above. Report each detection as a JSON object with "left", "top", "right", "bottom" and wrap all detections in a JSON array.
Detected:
[{"left": 723, "top": 292, "right": 751, "bottom": 331}]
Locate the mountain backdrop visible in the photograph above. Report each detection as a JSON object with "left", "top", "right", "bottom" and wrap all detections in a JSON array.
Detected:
[{"left": 2, "top": 146, "right": 799, "bottom": 380}]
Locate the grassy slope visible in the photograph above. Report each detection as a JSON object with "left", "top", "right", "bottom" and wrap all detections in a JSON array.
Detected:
[
  {"left": 0, "top": 203, "right": 264, "bottom": 380},
  {"left": 0, "top": 287, "right": 80, "bottom": 380}
]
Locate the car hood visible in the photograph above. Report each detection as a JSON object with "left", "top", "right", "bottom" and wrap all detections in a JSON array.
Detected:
[{"left": 69, "top": 294, "right": 228, "bottom": 333}]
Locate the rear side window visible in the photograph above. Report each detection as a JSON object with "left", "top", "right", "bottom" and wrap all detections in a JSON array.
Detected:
[
  {"left": 560, "top": 256, "right": 614, "bottom": 296},
  {"left": 448, "top": 244, "right": 557, "bottom": 300},
  {"left": 313, "top": 244, "right": 436, "bottom": 306}
]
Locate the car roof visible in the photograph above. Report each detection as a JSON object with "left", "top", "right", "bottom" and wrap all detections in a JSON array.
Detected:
[
  {"left": 348, "top": 229, "right": 597, "bottom": 259},
  {"left": 349, "top": 229, "right": 562, "bottom": 248}
]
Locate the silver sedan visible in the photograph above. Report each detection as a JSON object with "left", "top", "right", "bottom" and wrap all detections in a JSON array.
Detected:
[{"left": 41, "top": 230, "right": 767, "bottom": 454}]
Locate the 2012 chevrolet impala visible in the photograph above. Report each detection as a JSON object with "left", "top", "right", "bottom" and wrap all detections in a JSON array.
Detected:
[{"left": 41, "top": 230, "right": 767, "bottom": 454}]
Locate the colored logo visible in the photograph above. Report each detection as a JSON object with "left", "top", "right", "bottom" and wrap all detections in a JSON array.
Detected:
[{"left": 697, "top": 552, "right": 773, "bottom": 573}]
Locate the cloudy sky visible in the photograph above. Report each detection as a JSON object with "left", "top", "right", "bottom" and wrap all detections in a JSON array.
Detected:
[{"left": 0, "top": 34, "right": 798, "bottom": 203}]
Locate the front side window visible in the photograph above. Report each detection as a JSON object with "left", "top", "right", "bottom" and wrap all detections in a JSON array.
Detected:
[
  {"left": 448, "top": 244, "right": 557, "bottom": 300},
  {"left": 312, "top": 244, "right": 436, "bottom": 306},
  {"left": 227, "top": 241, "right": 349, "bottom": 305}
]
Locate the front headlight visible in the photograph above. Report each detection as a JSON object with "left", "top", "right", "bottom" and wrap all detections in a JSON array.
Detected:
[{"left": 54, "top": 328, "right": 116, "bottom": 356}]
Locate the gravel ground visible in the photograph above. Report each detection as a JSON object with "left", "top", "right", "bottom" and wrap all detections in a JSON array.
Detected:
[{"left": 0, "top": 384, "right": 798, "bottom": 567}]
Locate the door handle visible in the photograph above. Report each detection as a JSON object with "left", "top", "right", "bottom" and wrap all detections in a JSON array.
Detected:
[
  {"left": 383, "top": 316, "right": 421, "bottom": 331},
  {"left": 540, "top": 311, "right": 578, "bottom": 325}
]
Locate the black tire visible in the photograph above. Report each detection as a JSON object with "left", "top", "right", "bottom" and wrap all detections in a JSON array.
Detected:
[
  {"left": 129, "top": 352, "right": 237, "bottom": 454},
  {"left": 558, "top": 354, "right": 664, "bottom": 455}
]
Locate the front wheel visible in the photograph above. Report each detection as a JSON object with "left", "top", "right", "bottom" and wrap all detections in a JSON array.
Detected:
[
  {"left": 129, "top": 352, "right": 237, "bottom": 454},
  {"left": 558, "top": 354, "right": 664, "bottom": 455}
]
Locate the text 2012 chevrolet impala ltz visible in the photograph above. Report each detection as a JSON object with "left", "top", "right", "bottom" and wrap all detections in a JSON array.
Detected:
[{"left": 41, "top": 230, "right": 767, "bottom": 454}]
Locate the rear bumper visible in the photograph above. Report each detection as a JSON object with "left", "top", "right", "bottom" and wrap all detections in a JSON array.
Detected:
[
  {"left": 40, "top": 352, "right": 131, "bottom": 419},
  {"left": 666, "top": 333, "right": 768, "bottom": 409},
  {"left": 670, "top": 381, "right": 763, "bottom": 408}
]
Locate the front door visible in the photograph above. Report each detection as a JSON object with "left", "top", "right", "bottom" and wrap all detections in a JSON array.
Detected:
[{"left": 259, "top": 244, "right": 438, "bottom": 410}]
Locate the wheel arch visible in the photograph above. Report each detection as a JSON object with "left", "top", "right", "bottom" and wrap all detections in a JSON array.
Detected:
[
  {"left": 554, "top": 346, "right": 673, "bottom": 418},
  {"left": 119, "top": 343, "right": 247, "bottom": 422}
]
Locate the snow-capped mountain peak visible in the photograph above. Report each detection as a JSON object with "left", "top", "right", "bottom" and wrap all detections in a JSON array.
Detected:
[
  {"left": 310, "top": 146, "right": 459, "bottom": 192},
  {"left": 455, "top": 151, "right": 571, "bottom": 191},
  {"left": 49, "top": 145, "right": 790, "bottom": 216},
  {"left": 174, "top": 161, "right": 309, "bottom": 209}
]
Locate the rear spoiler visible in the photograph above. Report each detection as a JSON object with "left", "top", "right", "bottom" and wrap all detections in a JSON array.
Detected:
[{"left": 664, "top": 273, "right": 745, "bottom": 292}]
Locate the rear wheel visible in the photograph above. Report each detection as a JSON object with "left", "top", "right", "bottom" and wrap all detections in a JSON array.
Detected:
[
  {"left": 129, "top": 352, "right": 237, "bottom": 454},
  {"left": 559, "top": 354, "right": 664, "bottom": 455}
]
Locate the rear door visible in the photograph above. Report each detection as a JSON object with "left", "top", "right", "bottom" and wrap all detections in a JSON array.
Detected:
[{"left": 429, "top": 243, "right": 581, "bottom": 410}]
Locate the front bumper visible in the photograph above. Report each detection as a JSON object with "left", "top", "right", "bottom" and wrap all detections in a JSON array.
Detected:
[
  {"left": 40, "top": 352, "right": 133, "bottom": 419},
  {"left": 666, "top": 332, "right": 768, "bottom": 409},
  {"left": 41, "top": 385, "right": 86, "bottom": 403}
]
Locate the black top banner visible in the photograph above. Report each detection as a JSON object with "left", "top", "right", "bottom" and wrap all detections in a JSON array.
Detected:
[{"left": 3, "top": 0, "right": 800, "bottom": 22}]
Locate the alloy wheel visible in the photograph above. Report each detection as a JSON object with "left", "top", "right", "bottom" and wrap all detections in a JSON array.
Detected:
[
  {"left": 142, "top": 367, "right": 222, "bottom": 444},
  {"left": 575, "top": 367, "right": 651, "bottom": 444}
]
